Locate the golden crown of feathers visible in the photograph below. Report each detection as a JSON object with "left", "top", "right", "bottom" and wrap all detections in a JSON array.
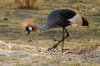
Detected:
[{"left": 21, "top": 18, "right": 33, "bottom": 29}]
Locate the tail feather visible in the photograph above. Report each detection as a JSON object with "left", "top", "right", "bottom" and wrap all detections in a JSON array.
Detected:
[{"left": 81, "top": 16, "right": 89, "bottom": 26}]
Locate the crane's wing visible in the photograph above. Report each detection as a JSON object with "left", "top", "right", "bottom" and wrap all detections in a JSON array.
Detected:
[{"left": 45, "top": 9, "right": 76, "bottom": 29}]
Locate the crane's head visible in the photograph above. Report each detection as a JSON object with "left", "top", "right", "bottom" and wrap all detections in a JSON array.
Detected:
[
  {"left": 25, "top": 25, "right": 37, "bottom": 35},
  {"left": 21, "top": 18, "right": 37, "bottom": 35},
  {"left": 68, "top": 14, "right": 89, "bottom": 27}
]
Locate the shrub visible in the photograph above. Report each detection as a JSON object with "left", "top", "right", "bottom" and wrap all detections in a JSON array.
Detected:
[{"left": 15, "top": 0, "right": 44, "bottom": 9}]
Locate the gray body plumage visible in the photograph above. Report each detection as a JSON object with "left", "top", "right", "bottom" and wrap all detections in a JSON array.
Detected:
[
  {"left": 31, "top": 9, "right": 88, "bottom": 31},
  {"left": 43, "top": 9, "right": 76, "bottom": 30}
]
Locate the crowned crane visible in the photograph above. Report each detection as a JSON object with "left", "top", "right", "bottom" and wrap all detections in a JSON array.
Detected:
[{"left": 22, "top": 9, "right": 89, "bottom": 53}]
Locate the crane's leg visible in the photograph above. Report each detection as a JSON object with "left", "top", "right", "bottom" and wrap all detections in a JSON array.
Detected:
[
  {"left": 62, "top": 28, "right": 69, "bottom": 52},
  {"left": 64, "top": 28, "right": 69, "bottom": 39},
  {"left": 48, "top": 28, "right": 69, "bottom": 52},
  {"left": 62, "top": 27, "right": 65, "bottom": 53}
]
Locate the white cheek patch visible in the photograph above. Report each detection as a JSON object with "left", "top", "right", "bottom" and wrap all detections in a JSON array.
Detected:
[
  {"left": 68, "top": 14, "right": 82, "bottom": 26},
  {"left": 28, "top": 26, "right": 32, "bottom": 31}
]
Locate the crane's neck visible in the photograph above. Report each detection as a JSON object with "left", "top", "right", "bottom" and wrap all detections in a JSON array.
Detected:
[{"left": 33, "top": 25, "right": 49, "bottom": 31}]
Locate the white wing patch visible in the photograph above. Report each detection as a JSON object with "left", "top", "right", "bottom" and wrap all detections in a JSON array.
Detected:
[{"left": 68, "top": 14, "right": 82, "bottom": 26}]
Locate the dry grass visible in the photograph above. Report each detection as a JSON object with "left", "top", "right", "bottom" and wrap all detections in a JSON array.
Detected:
[{"left": 14, "top": 0, "right": 44, "bottom": 9}]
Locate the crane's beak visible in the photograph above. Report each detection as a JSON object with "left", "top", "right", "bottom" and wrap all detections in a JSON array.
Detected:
[{"left": 27, "top": 31, "right": 31, "bottom": 36}]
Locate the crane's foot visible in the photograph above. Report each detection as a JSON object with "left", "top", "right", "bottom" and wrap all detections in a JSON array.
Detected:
[{"left": 48, "top": 44, "right": 58, "bottom": 51}]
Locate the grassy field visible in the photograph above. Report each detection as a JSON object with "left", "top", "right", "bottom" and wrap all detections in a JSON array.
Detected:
[{"left": 0, "top": 0, "right": 100, "bottom": 66}]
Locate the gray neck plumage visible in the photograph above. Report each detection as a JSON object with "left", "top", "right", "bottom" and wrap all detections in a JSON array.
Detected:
[{"left": 34, "top": 25, "right": 49, "bottom": 31}]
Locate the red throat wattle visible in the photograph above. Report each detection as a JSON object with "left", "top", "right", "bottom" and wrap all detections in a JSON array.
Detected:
[{"left": 32, "top": 27, "right": 37, "bottom": 32}]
